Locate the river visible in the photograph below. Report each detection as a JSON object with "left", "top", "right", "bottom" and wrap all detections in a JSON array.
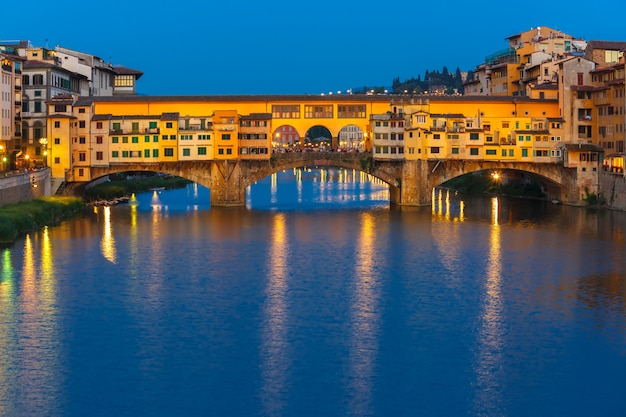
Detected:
[{"left": 1, "top": 167, "right": 625, "bottom": 417}]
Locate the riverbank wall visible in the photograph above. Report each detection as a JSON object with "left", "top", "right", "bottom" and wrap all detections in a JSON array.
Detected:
[
  {"left": 0, "top": 168, "right": 52, "bottom": 207},
  {"left": 600, "top": 171, "right": 626, "bottom": 211}
]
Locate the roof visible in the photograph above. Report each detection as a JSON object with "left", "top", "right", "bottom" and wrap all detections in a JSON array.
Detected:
[
  {"left": 240, "top": 113, "right": 272, "bottom": 120},
  {"left": 67, "top": 93, "right": 559, "bottom": 104},
  {"left": 585, "top": 40, "right": 626, "bottom": 51},
  {"left": 113, "top": 66, "right": 143, "bottom": 79},
  {"left": 563, "top": 143, "right": 604, "bottom": 152},
  {"left": 92, "top": 114, "right": 112, "bottom": 121},
  {"left": 160, "top": 112, "right": 179, "bottom": 121},
  {"left": 430, "top": 113, "right": 465, "bottom": 118}
]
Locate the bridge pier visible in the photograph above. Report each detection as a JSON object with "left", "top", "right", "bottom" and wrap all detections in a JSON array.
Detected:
[{"left": 208, "top": 161, "right": 247, "bottom": 207}]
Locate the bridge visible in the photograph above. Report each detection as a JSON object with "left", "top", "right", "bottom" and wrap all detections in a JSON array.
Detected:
[{"left": 87, "top": 153, "right": 587, "bottom": 207}]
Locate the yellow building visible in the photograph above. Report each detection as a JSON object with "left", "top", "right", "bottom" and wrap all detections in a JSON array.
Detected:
[
  {"left": 398, "top": 96, "right": 562, "bottom": 163},
  {"left": 45, "top": 94, "right": 571, "bottom": 183}
]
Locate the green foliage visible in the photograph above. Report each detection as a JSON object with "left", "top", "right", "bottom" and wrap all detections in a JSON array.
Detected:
[
  {"left": 85, "top": 175, "right": 191, "bottom": 201},
  {"left": 0, "top": 197, "right": 85, "bottom": 243},
  {"left": 582, "top": 187, "right": 606, "bottom": 206},
  {"left": 360, "top": 156, "right": 374, "bottom": 173},
  {"left": 392, "top": 65, "right": 466, "bottom": 94}
]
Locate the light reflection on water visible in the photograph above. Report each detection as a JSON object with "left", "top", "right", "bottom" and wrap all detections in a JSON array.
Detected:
[{"left": 1, "top": 168, "right": 626, "bottom": 416}]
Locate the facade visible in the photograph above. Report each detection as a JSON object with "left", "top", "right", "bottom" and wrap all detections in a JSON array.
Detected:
[
  {"left": 42, "top": 95, "right": 576, "bottom": 183},
  {"left": 0, "top": 40, "right": 143, "bottom": 170},
  {"left": 0, "top": 50, "right": 24, "bottom": 169},
  {"left": 371, "top": 112, "right": 405, "bottom": 160}
]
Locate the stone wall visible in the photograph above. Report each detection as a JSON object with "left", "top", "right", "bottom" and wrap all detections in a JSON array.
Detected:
[
  {"left": 0, "top": 169, "right": 52, "bottom": 207},
  {"left": 600, "top": 172, "right": 626, "bottom": 211}
]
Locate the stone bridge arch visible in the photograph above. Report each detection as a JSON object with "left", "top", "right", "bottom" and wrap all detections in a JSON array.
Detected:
[{"left": 400, "top": 159, "right": 579, "bottom": 205}]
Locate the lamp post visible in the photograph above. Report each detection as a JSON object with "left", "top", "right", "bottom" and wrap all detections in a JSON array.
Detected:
[
  {"left": 25, "top": 154, "right": 30, "bottom": 171},
  {"left": 0, "top": 144, "right": 4, "bottom": 172}
]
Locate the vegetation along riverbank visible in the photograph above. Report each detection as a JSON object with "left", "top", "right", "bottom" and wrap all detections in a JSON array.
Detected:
[
  {"left": 0, "top": 196, "right": 85, "bottom": 244},
  {"left": 83, "top": 173, "right": 191, "bottom": 202}
]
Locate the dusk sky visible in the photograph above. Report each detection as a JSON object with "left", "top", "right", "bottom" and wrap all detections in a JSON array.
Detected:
[{"left": 4, "top": 0, "right": 625, "bottom": 96}]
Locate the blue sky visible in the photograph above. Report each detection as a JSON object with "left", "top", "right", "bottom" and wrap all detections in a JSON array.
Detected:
[{"left": 3, "top": 0, "right": 625, "bottom": 96}]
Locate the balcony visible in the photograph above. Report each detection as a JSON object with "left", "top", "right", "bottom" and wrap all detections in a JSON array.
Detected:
[{"left": 179, "top": 125, "right": 209, "bottom": 131}]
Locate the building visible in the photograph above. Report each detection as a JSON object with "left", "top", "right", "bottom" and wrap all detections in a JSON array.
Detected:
[{"left": 0, "top": 49, "right": 24, "bottom": 170}]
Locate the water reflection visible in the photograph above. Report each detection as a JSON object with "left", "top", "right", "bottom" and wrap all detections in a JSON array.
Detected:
[
  {"left": 261, "top": 213, "right": 291, "bottom": 416},
  {"left": 100, "top": 206, "right": 117, "bottom": 263},
  {"left": 347, "top": 212, "right": 380, "bottom": 415},
  {"left": 472, "top": 197, "right": 505, "bottom": 415}
]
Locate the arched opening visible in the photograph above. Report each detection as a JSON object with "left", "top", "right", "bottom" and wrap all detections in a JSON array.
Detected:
[
  {"left": 304, "top": 125, "right": 332, "bottom": 151},
  {"left": 338, "top": 124, "right": 365, "bottom": 152},
  {"left": 439, "top": 168, "right": 561, "bottom": 201},
  {"left": 272, "top": 125, "right": 301, "bottom": 153}
]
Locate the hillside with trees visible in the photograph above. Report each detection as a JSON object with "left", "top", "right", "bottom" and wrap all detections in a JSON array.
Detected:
[{"left": 391, "top": 66, "right": 470, "bottom": 95}]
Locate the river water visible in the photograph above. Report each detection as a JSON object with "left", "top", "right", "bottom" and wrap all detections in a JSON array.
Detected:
[{"left": 1, "top": 168, "right": 625, "bottom": 417}]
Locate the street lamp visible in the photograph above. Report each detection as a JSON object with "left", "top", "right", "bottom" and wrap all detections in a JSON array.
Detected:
[{"left": 25, "top": 154, "right": 30, "bottom": 170}]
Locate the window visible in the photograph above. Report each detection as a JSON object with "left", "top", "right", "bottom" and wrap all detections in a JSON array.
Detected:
[
  {"left": 164, "top": 148, "right": 174, "bottom": 157},
  {"left": 144, "top": 149, "right": 150, "bottom": 158},
  {"left": 54, "top": 157, "right": 60, "bottom": 164},
  {"left": 416, "top": 115, "right": 426, "bottom": 123},
  {"left": 153, "top": 136, "right": 159, "bottom": 142},
  {"left": 222, "top": 134, "right": 231, "bottom": 140},
  {"left": 34, "top": 101, "right": 42, "bottom": 113},
  {"left": 145, "top": 136, "right": 150, "bottom": 142},
  {"left": 451, "top": 147, "right": 459, "bottom": 154},
  {"left": 166, "top": 122, "right": 173, "bottom": 128},
  {"left": 55, "top": 105, "right": 67, "bottom": 113},
  {"left": 122, "top": 137, "right": 128, "bottom": 144},
  {"left": 430, "top": 147, "right": 440, "bottom": 154},
  {"left": 337, "top": 105, "right": 366, "bottom": 118},
  {"left": 522, "top": 148, "right": 528, "bottom": 157},
  {"left": 182, "top": 148, "right": 190, "bottom": 156},
  {"left": 96, "top": 122, "right": 103, "bottom": 129},
  {"left": 218, "top": 149, "right": 224, "bottom": 155},
  {"left": 96, "top": 152, "right": 103, "bottom": 160},
  {"left": 198, "top": 147, "right": 207, "bottom": 155},
  {"left": 152, "top": 149, "right": 159, "bottom": 157},
  {"left": 122, "top": 151, "right": 129, "bottom": 158},
  {"left": 33, "top": 74, "right": 44, "bottom": 85},
  {"left": 226, "top": 148, "right": 232, "bottom": 155},
  {"left": 509, "top": 149, "right": 514, "bottom": 157},
  {"left": 54, "top": 138, "right": 61, "bottom": 145},
  {"left": 132, "top": 136, "right": 139, "bottom": 143},
  {"left": 486, "top": 149, "right": 497, "bottom": 155},
  {"left": 112, "top": 137, "right": 119, "bottom": 143},
  {"left": 79, "top": 153, "right": 86, "bottom": 162},
  {"left": 78, "top": 108, "right": 86, "bottom": 114},
  {"left": 112, "top": 151, "right": 119, "bottom": 158},
  {"left": 96, "top": 136, "right": 103, "bottom": 144},
  {"left": 54, "top": 121, "right": 60, "bottom": 128},
  {"left": 79, "top": 137, "right": 86, "bottom": 144},
  {"left": 469, "top": 148, "right": 479, "bottom": 156},
  {"left": 169, "top": 135, "right": 176, "bottom": 140},
  {"left": 114, "top": 75, "right": 134, "bottom": 87},
  {"left": 470, "top": 133, "right": 479, "bottom": 140},
  {"left": 271, "top": 105, "right": 300, "bottom": 118},
  {"left": 304, "top": 105, "right": 333, "bottom": 118},
  {"left": 112, "top": 122, "right": 121, "bottom": 131},
  {"left": 78, "top": 168, "right": 84, "bottom": 177}
]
